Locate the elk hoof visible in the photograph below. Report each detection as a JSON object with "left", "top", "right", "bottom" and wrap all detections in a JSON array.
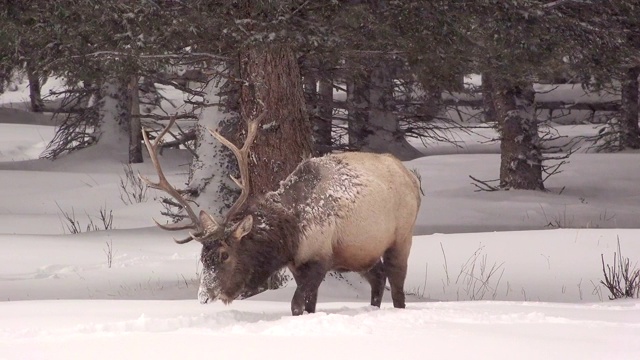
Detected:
[{"left": 291, "top": 307, "right": 304, "bottom": 316}]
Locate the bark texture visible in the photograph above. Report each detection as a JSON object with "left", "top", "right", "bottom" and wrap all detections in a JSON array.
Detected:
[
  {"left": 26, "top": 61, "right": 43, "bottom": 112},
  {"left": 238, "top": 45, "right": 313, "bottom": 195},
  {"left": 315, "top": 78, "right": 333, "bottom": 155},
  {"left": 129, "top": 76, "right": 143, "bottom": 164},
  {"left": 619, "top": 66, "right": 640, "bottom": 149},
  {"left": 96, "top": 79, "right": 130, "bottom": 149},
  {"left": 482, "top": 73, "right": 497, "bottom": 123},
  {"left": 347, "top": 64, "right": 421, "bottom": 160},
  {"left": 493, "top": 80, "right": 543, "bottom": 190},
  {"left": 347, "top": 70, "right": 369, "bottom": 149},
  {"left": 305, "top": 74, "right": 333, "bottom": 156},
  {"left": 0, "top": 64, "right": 8, "bottom": 93}
]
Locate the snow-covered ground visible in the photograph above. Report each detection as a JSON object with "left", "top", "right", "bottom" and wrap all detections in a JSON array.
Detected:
[{"left": 1, "top": 82, "right": 639, "bottom": 359}]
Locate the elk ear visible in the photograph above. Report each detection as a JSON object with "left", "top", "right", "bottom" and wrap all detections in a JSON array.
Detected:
[
  {"left": 199, "top": 210, "right": 220, "bottom": 233},
  {"left": 233, "top": 215, "right": 253, "bottom": 241}
]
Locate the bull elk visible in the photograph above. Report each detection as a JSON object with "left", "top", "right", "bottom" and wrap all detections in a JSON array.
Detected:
[{"left": 141, "top": 113, "right": 421, "bottom": 316}]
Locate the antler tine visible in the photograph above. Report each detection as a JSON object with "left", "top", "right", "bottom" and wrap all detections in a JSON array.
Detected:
[
  {"left": 208, "top": 110, "right": 266, "bottom": 222},
  {"left": 140, "top": 115, "right": 215, "bottom": 242},
  {"left": 174, "top": 236, "right": 196, "bottom": 245},
  {"left": 152, "top": 218, "right": 196, "bottom": 231}
]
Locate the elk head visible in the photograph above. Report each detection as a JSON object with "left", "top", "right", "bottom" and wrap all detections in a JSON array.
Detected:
[{"left": 141, "top": 111, "right": 266, "bottom": 304}]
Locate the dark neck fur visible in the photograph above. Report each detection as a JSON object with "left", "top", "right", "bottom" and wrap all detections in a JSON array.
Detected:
[{"left": 237, "top": 201, "right": 300, "bottom": 291}]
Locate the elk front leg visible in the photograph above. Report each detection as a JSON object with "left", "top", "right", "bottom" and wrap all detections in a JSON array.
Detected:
[{"left": 290, "top": 261, "right": 326, "bottom": 316}]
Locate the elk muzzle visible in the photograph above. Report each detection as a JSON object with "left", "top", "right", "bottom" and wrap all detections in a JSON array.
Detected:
[{"left": 198, "top": 269, "right": 220, "bottom": 304}]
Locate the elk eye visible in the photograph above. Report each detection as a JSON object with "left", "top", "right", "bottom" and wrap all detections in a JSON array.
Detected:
[{"left": 220, "top": 252, "right": 229, "bottom": 262}]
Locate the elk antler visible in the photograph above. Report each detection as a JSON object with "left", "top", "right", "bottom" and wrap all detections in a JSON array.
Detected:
[
  {"left": 140, "top": 116, "right": 215, "bottom": 244},
  {"left": 208, "top": 110, "right": 266, "bottom": 222}
]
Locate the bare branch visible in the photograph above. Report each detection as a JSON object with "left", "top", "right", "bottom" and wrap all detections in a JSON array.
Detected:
[{"left": 469, "top": 175, "right": 501, "bottom": 192}]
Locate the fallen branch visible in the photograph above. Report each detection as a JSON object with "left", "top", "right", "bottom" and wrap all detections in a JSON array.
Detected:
[{"left": 469, "top": 175, "right": 501, "bottom": 192}]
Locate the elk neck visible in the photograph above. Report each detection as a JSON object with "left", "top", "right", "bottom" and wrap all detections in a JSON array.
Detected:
[{"left": 235, "top": 198, "right": 300, "bottom": 290}]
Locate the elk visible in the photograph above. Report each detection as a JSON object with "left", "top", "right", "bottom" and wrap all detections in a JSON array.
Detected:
[{"left": 141, "top": 113, "right": 421, "bottom": 316}]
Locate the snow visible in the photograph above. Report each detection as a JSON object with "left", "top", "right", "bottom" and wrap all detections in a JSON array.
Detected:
[
  {"left": 1, "top": 84, "right": 640, "bottom": 359},
  {"left": 187, "top": 78, "right": 238, "bottom": 214},
  {"left": 2, "top": 300, "right": 638, "bottom": 360}
]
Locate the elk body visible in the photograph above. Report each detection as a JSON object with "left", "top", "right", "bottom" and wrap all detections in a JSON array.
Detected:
[{"left": 142, "top": 114, "right": 421, "bottom": 316}]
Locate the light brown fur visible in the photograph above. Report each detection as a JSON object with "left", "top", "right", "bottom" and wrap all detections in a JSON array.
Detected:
[{"left": 294, "top": 152, "right": 420, "bottom": 270}]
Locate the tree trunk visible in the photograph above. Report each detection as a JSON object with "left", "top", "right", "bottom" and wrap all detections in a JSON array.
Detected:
[
  {"left": 416, "top": 85, "right": 442, "bottom": 123},
  {"left": 304, "top": 72, "right": 333, "bottom": 155},
  {"left": 78, "top": 80, "right": 95, "bottom": 109},
  {"left": 95, "top": 79, "right": 131, "bottom": 156},
  {"left": 303, "top": 72, "right": 320, "bottom": 155},
  {"left": 482, "top": 73, "right": 497, "bottom": 123},
  {"left": 189, "top": 48, "right": 312, "bottom": 217},
  {"left": 493, "top": 80, "right": 543, "bottom": 190},
  {"left": 618, "top": 66, "right": 640, "bottom": 149},
  {"left": 303, "top": 73, "right": 317, "bottom": 109},
  {"left": 0, "top": 64, "right": 8, "bottom": 94},
  {"left": 363, "top": 64, "right": 422, "bottom": 160},
  {"left": 139, "top": 77, "right": 162, "bottom": 114},
  {"left": 129, "top": 76, "right": 143, "bottom": 164},
  {"left": 238, "top": 45, "right": 313, "bottom": 195},
  {"left": 316, "top": 78, "right": 333, "bottom": 155},
  {"left": 26, "top": 61, "right": 44, "bottom": 112},
  {"left": 347, "top": 69, "right": 370, "bottom": 148},
  {"left": 188, "top": 70, "right": 241, "bottom": 218}
]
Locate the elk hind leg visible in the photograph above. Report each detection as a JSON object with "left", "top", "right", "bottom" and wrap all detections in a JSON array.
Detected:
[
  {"left": 383, "top": 244, "right": 410, "bottom": 309},
  {"left": 360, "top": 260, "right": 386, "bottom": 307}
]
